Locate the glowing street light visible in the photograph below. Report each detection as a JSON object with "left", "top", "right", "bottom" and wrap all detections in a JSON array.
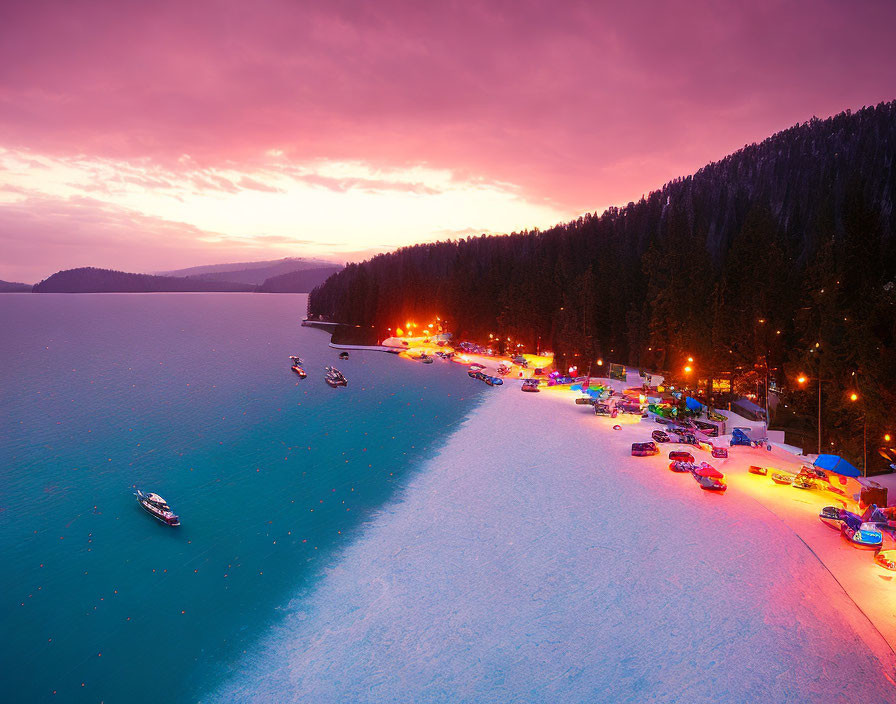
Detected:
[
  {"left": 797, "top": 375, "right": 807, "bottom": 385},
  {"left": 850, "top": 392, "right": 859, "bottom": 402},
  {"left": 885, "top": 434, "right": 892, "bottom": 443},
  {"left": 596, "top": 359, "right": 603, "bottom": 366},
  {"left": 684, "top": 365, "right": 692, "bottom": 373},
  {"left": 687, "top": 356, "right": 694, "bottom": 363}
]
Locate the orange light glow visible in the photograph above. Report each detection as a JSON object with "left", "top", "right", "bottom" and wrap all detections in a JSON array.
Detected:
[
  {"left": 797, "top": 375, "right": 807, "bottom": 385},
  {"left": 684, "top": 365, "right": 692, "bottom": 373},
  {"left": 885, "top": 434, "right": 892, "bottom": 443},
  {"left": 687, "top": 356, "right": 694, "bottom": 363},
  {"left": 395, "top": 327, "right": 404, "bottom": 336},
  {"left": 850, "top": 392, "right": 859, "bottom": 402}
]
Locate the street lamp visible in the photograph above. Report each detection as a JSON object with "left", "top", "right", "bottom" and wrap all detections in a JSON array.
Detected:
[
  {"left": 797, "top": 372, "right": 824, "bottom": 455},
  {"left": 850, "top": 391, "right": 866, "bottom": 476}
]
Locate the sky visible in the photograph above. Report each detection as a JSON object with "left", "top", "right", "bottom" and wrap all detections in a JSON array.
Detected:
[{"left": 1, "top": 0, "right": 895, "bottom": 283}]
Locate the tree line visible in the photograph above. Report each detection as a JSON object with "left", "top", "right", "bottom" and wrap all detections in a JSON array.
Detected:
[{"left": 310, "top": 101, "right": 896, "bottom": 470}]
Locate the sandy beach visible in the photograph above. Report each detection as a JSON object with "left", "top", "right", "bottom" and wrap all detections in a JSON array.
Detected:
[{"left": 212, "top": 377, "right": 896, "bottom": 702}]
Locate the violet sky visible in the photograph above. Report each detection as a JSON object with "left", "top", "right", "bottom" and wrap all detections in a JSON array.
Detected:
[{"left": 1, "top": 0, "right": 895, "bottom": 282}]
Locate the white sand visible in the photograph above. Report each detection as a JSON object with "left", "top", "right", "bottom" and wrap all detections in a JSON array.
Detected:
[{"left": 213, "top": 383, "right": 896, "bottom": 702}]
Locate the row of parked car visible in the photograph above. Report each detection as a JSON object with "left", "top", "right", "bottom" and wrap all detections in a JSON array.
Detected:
[{"left": 629, "top": 441, "right": 727, "bottom": 491}]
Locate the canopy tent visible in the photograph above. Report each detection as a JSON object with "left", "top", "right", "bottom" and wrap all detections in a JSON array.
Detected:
[
  {"left": 731, "top": 397, "right": 766, "bottom": 422},
  {"left": 814, "top": 454, "right": 861, "bottom": 478},
  {"left": 685, "top": 396, "right": 703, "bottom": 413}
]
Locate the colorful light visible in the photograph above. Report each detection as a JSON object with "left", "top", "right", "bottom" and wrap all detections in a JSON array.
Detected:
[
  {"left": 684, "top": 365, "right": 692, "bottom": 373},
  {"left": 797, "top": 375, "right": 807, "bottom": 384},
  {"left": 850, "top": 392, "right": 859, "bottom": 402}
]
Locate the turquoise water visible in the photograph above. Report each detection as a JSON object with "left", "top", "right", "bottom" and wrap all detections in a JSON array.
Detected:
[{"left": 0, "top": 293, "right": 483, "bottom": 702}]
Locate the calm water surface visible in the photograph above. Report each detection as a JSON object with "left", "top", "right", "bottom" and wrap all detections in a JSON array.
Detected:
[{"left": 0, "top": 293, "right": 483, "bottom": 702}]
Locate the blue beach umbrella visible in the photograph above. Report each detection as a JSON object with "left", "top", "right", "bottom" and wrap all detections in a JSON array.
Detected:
[{"left": 813, "top": 454, "right": 861, "bottom": 478}]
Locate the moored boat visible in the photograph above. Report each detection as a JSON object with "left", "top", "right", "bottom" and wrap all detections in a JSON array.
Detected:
[
  {"left": 325, "top": 366, "right": 348, "bottom": 387},
  {"left": 291, "top": 365, "right": 307, "bottom": 378},
  {"left": 875, "top": 549, "right": 896, "bottom": 571},
  {"left": 841, "top": 515, "right": 882, "bottom": 549},
  {"left": 134, "top": 489, "right": 180, "bottom": 526},
  {"left": 692, "top": 464, "right": 726, "bottom": 491},
  {"left": 819, "top": 506, "right": 847, "bottom": 530},
  {"left": 771, "top": 471, "right": 794, "bottom": 485}
]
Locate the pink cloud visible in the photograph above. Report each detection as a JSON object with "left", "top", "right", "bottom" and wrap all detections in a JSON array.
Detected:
[
  {"left": 1, "top": 0, "right": 893, "bottom": 213},
  {"left": 0, "top": 193, "right": 322, "bottom": 282}
]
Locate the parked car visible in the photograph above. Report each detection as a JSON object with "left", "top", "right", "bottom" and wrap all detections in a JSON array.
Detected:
[{"left": 631, "top": 441, "right": 659, "bottom": 457}]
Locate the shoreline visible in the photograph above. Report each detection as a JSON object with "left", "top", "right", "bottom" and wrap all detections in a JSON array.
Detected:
[{"left": 211, "top": 379, "right": 896, "bottom": 702}]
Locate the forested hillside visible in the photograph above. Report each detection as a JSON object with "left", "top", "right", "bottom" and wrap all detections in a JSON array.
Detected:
[
  {"left": 310, "top": 101, "right": 896, "bottom": 467},
  {"left": 33, "top": 267, "right": 255, "bottom": 293},
  {"left": 257, "top": 266, "right": 343, "bottom": 293}
]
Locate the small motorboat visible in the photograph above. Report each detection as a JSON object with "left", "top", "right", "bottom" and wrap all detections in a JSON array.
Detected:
[
  {"left": 874, "top": 550, "right": 896, "bottom": 571},
  {"left": 339, "top": 351, "right": 349, "bottom": 360},
  {"left": 669, "top": 460, "right": 695, "bottom": 473},
  {"left": 289, "top": 355, "right": 304, "bottom": 364},
  {"left": 468, "top": 369, "right": 501, "bottom": 386},
  {"left": 819, "top": 506, "right": 848, "bottom": 530},
  {"left": 291, "top": 365, "right": 307, "bottom": 378},
  {"left": 770, "top": 472, "right": 794, "bottom": 485},
  {"left": 325, "top": 366, "right": 348, "bottom": 387},
  {"left": 135, "top": 489, "right": 180, "bottom": 526},
  {"left": 692, "top": 464, "right": 726, "bottom": 492},
  {"left": 420, "top": 354, "right": 434, "bottom": 364},
  {"left": 792, "top": 474, "right": 814, "bottom": 489},
  {"left": 710, "top": 446, "right": 728, "bottom": 459},
  {"left": 521, "top": 379, "right": 540, "bottom": 392},
  {"left": 575, "top": 397, "right": 596, "bottom": 405},
  {"left": 651, "top": 430, "right": 670, "bottom": 443},
  {"left": 468, "top": 363, "right": 486, "bottom": 372},
  {"left": 841, "top": 514, "right": 883, "bottom": 549},
  {"left": 669, "top": 450, "right": 695, "bottom": 463},
  {"left": 748, "top": 465, "right": 768, "bottom": 476},
  {"left": 631, "top": 442, "right": 659, "bottom": 457}
]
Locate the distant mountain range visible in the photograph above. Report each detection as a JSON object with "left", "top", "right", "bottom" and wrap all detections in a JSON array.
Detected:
[
  {"left": 0, "top": 279, "right": 31, "bottom": 292},
  {"left": 30, "top": 263, "right": 342, "bottom": 293},
  {"left": 32, "top": 267, "right": 257, "bottom": 293},
  {"left": 157, "top": 257, "right": 339, "bottom": 285},
  {"left": 257, "top": 266, "right": 343, "bottom": 292}
]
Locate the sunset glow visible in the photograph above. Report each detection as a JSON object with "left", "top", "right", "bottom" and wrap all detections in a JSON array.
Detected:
[{"left": 2, "top": 0, "right": 895, "bottom": 282}]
